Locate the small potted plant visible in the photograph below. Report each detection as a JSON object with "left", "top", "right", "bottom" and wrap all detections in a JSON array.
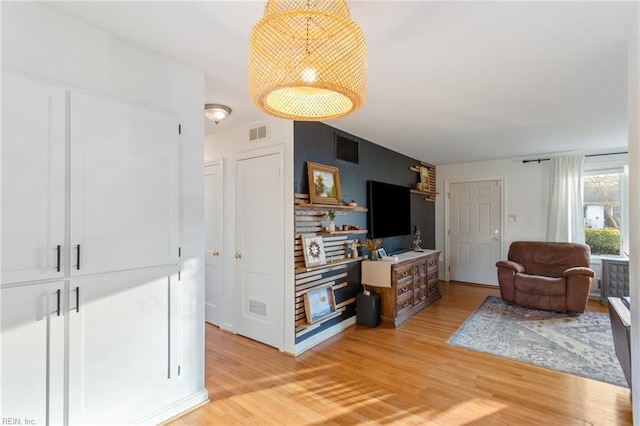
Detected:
[
  {"left": 326, "top": 210, "right": 337, "bottom": 232},
  {"left": 363, "top": 238, "right": 382, "bottom": 260}
]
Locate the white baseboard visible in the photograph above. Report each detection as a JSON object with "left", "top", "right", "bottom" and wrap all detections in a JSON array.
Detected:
[
  {"left": 293, "top": 317, "right": 356, "bottom": 356},
  {"left": 141, "top": 389, "right": 209, "bottom": 425}
]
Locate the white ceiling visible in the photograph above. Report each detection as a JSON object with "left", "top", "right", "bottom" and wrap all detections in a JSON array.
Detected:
[{"left": 43, "top": 1, "right": 638, "bottom": 165}]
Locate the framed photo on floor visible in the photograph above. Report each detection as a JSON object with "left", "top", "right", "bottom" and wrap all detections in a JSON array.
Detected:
[{"left": 304, "top": 286, "right": 336, "bottom": 324}]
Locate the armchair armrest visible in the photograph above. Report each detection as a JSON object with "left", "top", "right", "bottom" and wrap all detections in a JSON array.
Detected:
[
  {"left": 496, "top": 260, "right": 525, "bottom": 273},
  {"left": 563, "top": 267, "right": 595, "bottom": 278}
]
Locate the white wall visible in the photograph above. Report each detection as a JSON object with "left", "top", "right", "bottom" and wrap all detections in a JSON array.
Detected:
[
  {"left": 204, "top": 119, "right": 296, "bottom": 354},
  {"left": 436, "top": 157, "right": 551, "bottom": 280},
  {"left": 1, "top": 2, "right": 207, "bottom": 422},
  {"left": 627, "top": 12, "right": 639, "bottom": 422}
]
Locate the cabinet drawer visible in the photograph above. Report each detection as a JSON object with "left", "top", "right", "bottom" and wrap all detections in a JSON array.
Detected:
[
  {"left": 397, "top": 291, "right": 413, "bottom": 315},
  {"left": 428, "top": 281, "right": 438, "bottom": 296},
  {"left": 394, "top": 264, "right": 413, "bottom": 285},
  {"left": 397, "top": 282, "right": 412, "bottom": 297},
  {"left": 428, "top": 272, "right": 438, "bottom": 282}
]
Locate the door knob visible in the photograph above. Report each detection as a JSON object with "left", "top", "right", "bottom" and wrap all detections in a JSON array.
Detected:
[
  {"left": 235, "top": 252, "right": 243, "bottom": 259},
  {"left": 494, "top": 237, "right": 500, "bottom": 241},
  {"left": 211, "top": 250, "right": 220, "bottom": 256}
]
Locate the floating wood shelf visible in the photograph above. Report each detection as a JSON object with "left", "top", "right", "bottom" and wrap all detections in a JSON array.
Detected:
[
  {"left": 410, "top": 189, "right": 438, "bottom": 202},
  {"left": 295, "top": 255, "right": 367, "bottom": 274},
  {"left": 294, "top": 203, "right": 367, "bottom": 212},
  {"left": 317, "top": 229, "right": 367, "bottom": 236}
]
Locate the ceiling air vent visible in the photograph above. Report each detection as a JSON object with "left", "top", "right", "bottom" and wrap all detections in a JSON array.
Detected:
[{"left": 249, "top": 124, "right": 268, "bottom": 142}]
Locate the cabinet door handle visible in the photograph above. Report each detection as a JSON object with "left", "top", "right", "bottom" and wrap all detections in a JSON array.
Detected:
[
  {"left": 56, "top": 245, "right": 61, "bottom": 272},
  {"left": 402, "top": 301, "right": 409, "bottom": 308},
  {"left": 56, "top": 289, "right": 61, "bottom": 317},
  {"left": 75, "top": 287, "right": 80, "bottom": 313},
  {"left": 402, "top": 286, "right": 409, "bottom": 293},
  {"left": 76, "top": 244, "right": 81, "bottom": 270}
]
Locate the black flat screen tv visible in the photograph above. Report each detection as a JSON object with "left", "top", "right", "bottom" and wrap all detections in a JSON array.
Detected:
[{"left": 367, "top": 180, "right": 411, "bottom": 238}]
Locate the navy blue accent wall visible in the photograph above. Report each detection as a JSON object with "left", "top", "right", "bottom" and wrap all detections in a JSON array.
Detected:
[{"left": 294, "top": 121, "right": 435, "bottom": 343}]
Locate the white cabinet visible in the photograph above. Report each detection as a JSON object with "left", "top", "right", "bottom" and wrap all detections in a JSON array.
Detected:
[
  {"left": 68, "top": 268, "right": 180, "bottom": 424},
  {"left": 1, "top": 282, "right": 65, "bottom": 425},
  {"left": 69, "top": 93, "right": 179, "bottom": 276},
  {"left": 1, "top": 73, "right": 66, "bottom": 284},
  {"left": 1, "top": 73, "right": 182, "bottom": 424}
]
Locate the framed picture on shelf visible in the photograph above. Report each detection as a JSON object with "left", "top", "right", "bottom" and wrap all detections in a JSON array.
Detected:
[
  {"left": 307, "top": 162, "right": 342, "bottom": 204},
  {"left": 304, "top": 286, "right": 336, "bottom": 324},
  {"left": 377, "top": 248, "right": 387, "bottom": 258},
  {"left": 301, "top": 235, "right": 327, "bottom": 267}
]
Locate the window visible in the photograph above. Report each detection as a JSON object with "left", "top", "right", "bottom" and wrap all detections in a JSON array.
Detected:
[{"left": 582, "top": 161, "right": 628, "bottom": 257}]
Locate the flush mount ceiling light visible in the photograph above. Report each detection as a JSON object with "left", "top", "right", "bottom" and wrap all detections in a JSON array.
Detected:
[
  {"left": 204, "top": 104, "right": 232, "bottom": 124},
  {"left": 248, "top": 0, "right": 367, "bottom": 121}
]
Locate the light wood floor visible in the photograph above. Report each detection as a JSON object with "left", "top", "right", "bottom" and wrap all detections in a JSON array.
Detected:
[{"left": 169, "top": 282, "right": 632, "bottom": 425}]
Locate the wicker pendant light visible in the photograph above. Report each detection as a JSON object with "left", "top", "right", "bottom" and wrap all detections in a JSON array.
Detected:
[{"left": 248, "top": 0, "right": 367, "bottom": 121}]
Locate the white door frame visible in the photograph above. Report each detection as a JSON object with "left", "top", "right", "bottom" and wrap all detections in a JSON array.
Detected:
[{"left": 444, "top": 176, "right": 506, "bottom": 283}]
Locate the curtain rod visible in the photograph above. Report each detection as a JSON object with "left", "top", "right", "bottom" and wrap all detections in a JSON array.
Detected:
[{"left": 522, "top": 151, "right": 628, "bottom": 164}]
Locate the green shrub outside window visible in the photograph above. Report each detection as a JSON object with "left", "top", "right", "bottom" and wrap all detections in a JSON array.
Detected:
[{"left": 585, "top": 227, "right": 620, "bottom": 255}]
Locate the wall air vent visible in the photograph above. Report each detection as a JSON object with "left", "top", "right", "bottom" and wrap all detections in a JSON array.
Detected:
[
  {"left": 249, "top": 299, "right": 267, "bottom": 317},
  {"left": 249, "top": 124, "right": 268, "bottom": 142}
]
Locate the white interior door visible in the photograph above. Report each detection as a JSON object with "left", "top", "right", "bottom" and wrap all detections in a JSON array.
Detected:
[
  {"left": 204, "top": 163, "right": 223, "bottom": 326},
  {"left": 449, "top": 180, "right": 502, "bottom": 285},
  {"left": 1, "top": 73, "right": 66, "bottom": 284},
  {"left": 235, "top": 152, "right": 284, "bottom": 349},
  {"left": 69, "top": 92, "right": 179, "bottom": 276}
]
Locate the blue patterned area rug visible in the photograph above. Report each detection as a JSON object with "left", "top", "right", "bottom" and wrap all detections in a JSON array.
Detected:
[{"left": 447, "top": 296, "right": 627, "bottom": 387}]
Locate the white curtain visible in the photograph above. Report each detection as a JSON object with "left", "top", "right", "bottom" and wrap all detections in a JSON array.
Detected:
[{"left": 546, "top": 155, "right": 585, "bottom": 243}]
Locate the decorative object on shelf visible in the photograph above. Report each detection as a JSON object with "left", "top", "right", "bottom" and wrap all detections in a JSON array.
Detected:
[
  {"left": 351, "top": 240, "right": 359, "bottom": 259},
  {"left": 307, "top": 162, "right": 342, "bottom": 204},
  {"left": 304, "top": 286, "right": 337, "bottom": 324},
  {"left": 377, "top": 248, "right": 387, "bottom": 258},
  {"left": 247, "top": 0, "right": 367, "bottom": 121},
  {"left": 409, "top": 162, "right": 437, "bottom": 202},
  {"left": 301, "top": 235, "right": 327, "bottom": 267},
  {"left": 204, "top": 103, "right": 232, "bottom": 124},
  {"left": 418, "top": 165, "right": 431, "bottom": 191},
  {"left": 326, "top": 209, "right": 337, "bottom": 232},
  {"left": 348, "top": 200, "right": 358, "bottom": 207},
  {"left": 363, "top": 238, "right": 382, "bottom": 260},
  {"left": 412, "top": 225, "right": 422, "bottom": 251}
]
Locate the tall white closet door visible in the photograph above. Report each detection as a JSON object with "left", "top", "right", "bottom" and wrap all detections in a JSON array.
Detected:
[
  {"left": 235, "top": 152, "right": 284, "bottom": 349},
  {"left": 1, "top": 73, "right": 66, "bottom": 284},
  {"left": 69, "top": 93, "right": 179, "bottom": 276},
  {"left": 1, "top": 282, "right": 64, "bottom": 425},
  {"left": 204, "top": 162, "right": 224, "bottom": 326}
]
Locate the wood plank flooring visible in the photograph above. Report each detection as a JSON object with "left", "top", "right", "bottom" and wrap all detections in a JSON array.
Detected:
[{"left": 169, "top": 282, "right": 632, "bottom": 425}]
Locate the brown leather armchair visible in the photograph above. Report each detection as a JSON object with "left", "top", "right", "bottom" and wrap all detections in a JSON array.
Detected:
[{"left": 496, "top": 241, "right": 595, "bottom": 313}]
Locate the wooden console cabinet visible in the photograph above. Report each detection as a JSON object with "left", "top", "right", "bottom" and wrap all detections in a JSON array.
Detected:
[{"left": 361, "top": 250, "right": 441, "bottom": 327}]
